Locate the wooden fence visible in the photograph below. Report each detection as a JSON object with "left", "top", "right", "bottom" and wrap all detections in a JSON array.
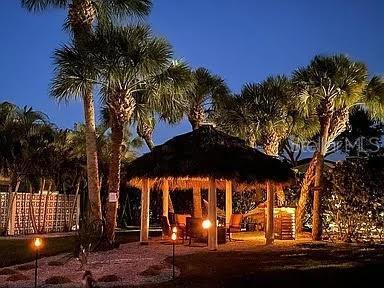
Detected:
[{"left": 0, "top": 191, "right": 79, "bottom": 236}]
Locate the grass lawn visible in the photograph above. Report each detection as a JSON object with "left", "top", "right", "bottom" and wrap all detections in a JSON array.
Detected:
[
  {"left": 150, "top": 243, "right": 384, "bottom": 288},
  {"left": 0, "top": 230, "right": 160, "bottom": 268}
]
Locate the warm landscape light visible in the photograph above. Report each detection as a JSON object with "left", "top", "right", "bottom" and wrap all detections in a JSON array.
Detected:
[
  {"left": 171, "top": 232, "right": 177, "bottom": 241},
  {"left": 33, "top": 237, "right": 42, "bottom": 249},
  {"left": 202, "top": 219, "right": 212, "bottom": 230},
  {"left": 172, "top": 226, "right": 177, "bottom": 233}
]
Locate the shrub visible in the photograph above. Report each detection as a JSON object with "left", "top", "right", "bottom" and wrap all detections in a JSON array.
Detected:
[
  {"left": 16, "top": 264, "right": 35, "bottom": 271},
  {"left": 45, "top": 276, "right": 72, "bottom": 284},
  {"left": 139, "top": 265, "right": 164, "bottom": 277},
  {"left": 98, "top": 274, "right": 122, "bottom": 282},
  {"left": 0, "top": 268, "right": 17, "bottom": 275},
  {"left": 47, "top": 260, "right": 64, "bottom": 266},
  {"left": 323, "top": 158, "right": 384, "bottom": 242},
  {"left": 6, "top": 273, "right": 29, "bottom": 281}
]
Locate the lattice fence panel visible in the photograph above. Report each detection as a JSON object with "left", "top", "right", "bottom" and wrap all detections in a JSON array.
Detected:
[{"left": 0, "top": 192, "right": 79, "bottom": 235}]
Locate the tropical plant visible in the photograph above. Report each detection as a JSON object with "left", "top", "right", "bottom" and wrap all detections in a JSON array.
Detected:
[
  {"left": 323, "top": 158, "right": 384, "bottom": 242},
  {"left": 186, "top": 67, "right": 230, "bottom": 130},
  {"left": 292, "top": 54, "right": 384, "bottom": 240},
  {"left": 52, "top": 24, "right": 192, "bottom": 243},
  {"left": 22, "top": 0, "right": 152, "bottom": 224},
  {"left": 213, "top": 76, "right": 312, "bottom": 205}
]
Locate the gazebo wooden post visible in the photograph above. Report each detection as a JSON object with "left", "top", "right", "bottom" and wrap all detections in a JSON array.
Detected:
[
  {"left": 140, "top": 178, "right": 150, "bottom": 243},
  {"left": 208, "top": 177, "right": 218, "bottom": 251},
  {"left": 162, "top": 179, "right": 169, "bottom": 218},
  {"left": 265, "top": 181, "right": 274, "bottom": 245},
  {"left": 225, "top": 180, "right": 232, "bottom": 227}
]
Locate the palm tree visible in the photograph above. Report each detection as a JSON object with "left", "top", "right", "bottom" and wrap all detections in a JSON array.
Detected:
[
  {"left": 53, "top": 25, "right": 192, "bottom": 242},
  {"left": 0, "top": 102, "right": 55, "bottom": 234},
  {"left": 22, "top": 0, "right": 152, "bottom": 224},
  {"left": 292, "top": 55, "right": 384, "bottom": 240},
  {"left": 187, "top": 68, "right": 230, "bottom": 130},
  {"left": 214, "top": 76, "right": 303, "bottom": 205},
  {"left": 183, "top": 68, "right": 229, "bottom": 217}
]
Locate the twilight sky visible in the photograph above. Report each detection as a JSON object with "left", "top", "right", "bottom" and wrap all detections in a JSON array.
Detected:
[{"left": 1, "top": 0, "right": 383, "bottom": 153}]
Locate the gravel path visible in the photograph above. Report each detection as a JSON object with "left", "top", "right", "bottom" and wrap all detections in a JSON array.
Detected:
[{"left": 0, "top": 234, "right": 311, "bottom": 287}]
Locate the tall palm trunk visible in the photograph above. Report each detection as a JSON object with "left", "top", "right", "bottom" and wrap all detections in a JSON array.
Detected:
[
  {"left": 264, "top": 138, "right": 285, "bottom": 206},
  {"left": 188, "top": 111, "right": 204, "bottom": 217},
  {"left": 295, "top": 152, "right": 318, "bottom": 234},
  {"left": 192, "top": 184, "right": 203, "bottom": 218},
  {"left": 83, "top": 89, "right": 102, "bottom": 222},
  {"left": 137, "top": 121, "right": 176, "bottom": 217},
  {"left": 105, "top": 120, "right": 124, "bottom": 243},
  {"left": 312, "top": 108, "right": 332, "bottom": 240},
  {"left": 69, "top": 0, "right": 102, "bottom": 224}
]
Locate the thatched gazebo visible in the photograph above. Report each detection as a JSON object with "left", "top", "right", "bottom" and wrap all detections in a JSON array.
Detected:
[{"left": 126, "top": 125, "right": 293, "bottom": 250}]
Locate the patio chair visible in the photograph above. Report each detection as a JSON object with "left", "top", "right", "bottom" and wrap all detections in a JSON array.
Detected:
[
  {"left": 175, "top": 214, "right": 191, "bottom": 241},
  {"left": 186, "top": 217, "right": 203, "bottom": 245},
  {"left": 227, "top": 214, "right": 243, "bottom": 240}
]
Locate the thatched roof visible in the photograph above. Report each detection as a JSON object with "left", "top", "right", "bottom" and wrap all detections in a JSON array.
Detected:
[{"left": 126, "top": 125, "right": 294, "bottom": 190}]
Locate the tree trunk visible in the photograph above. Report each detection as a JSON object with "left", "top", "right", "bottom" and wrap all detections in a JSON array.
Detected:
[
  {"left": 188, "top": 105, "right": 205, "bottom": 131},
  {"left": 68, "top": 0, "right": 101, "bottom": 225},
  {"left": 137, "top": 121, "right": 155, "bottom": 151},
  {"left": 143, "top": 136, "right": 155, "bottom": 151},
  {"left": 105, "top": 120, "right": 124, "bottom": 243},
  {"left": 295, "top": 152, "right": 319, "bottom": 234},
  {"left": 192, "top": 184, "right": 202, "bottom": 218},
  {"left": 312, "top": 112, "right": 332, "bottom": 241},
  {"left": 6, "top": 177, "right": 20, "bottom": 235},
  {"left": 37, "top": 178, "right": 45, "bottom": 232},
  {"left": 68, "top": 179, "right": 81, "bottom": 230},
  {"left": 264, "top": 140, "right": 285, "bottom": 205},
  {"left": 41, "top": 182, "right": 52, "bottom": 232},
  {"left": 312, "top": 153, "right": 325, "bottom": 240},
  {"left": 28, "top": 185, "right": 38, "bottom": 234},
  {"left": 83, "top": 88, "right": 102, "bottom": 223}
]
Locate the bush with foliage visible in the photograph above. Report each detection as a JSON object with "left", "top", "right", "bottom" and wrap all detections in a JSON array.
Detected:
[{"left": 323, "top": 158, "right": 384, "bottom": 242}]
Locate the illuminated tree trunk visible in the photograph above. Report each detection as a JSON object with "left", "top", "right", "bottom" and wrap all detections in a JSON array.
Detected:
[
  {"left": 82, "top": 89, "right": 102, "bottom": 223},
  {"left": 69, "top": 0, "right": 102, "bottom": 225},
  {"left": 264, "top": 139, "right": 285, "bottom": 205},
  {"left": 105, "top": 119, "right": 124, "bottom": 243},
  {"left": 192, "top": 184, "right": 203, "bottom": 218},
  {"left": 312, "top": 109, "right": 332, "bottom": 241},
  {"left": 295, "top": 153, "right": 318, "bottom": 234}
]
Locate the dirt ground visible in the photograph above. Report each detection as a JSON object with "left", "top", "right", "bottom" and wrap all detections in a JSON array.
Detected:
[{"left": 1, "top": 233, "right": 383, "bottom": 288}]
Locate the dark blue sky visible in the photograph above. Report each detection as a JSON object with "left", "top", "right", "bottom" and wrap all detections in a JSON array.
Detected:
[{"left": 1, "top": 0, "right": 383, "bottom": 152}]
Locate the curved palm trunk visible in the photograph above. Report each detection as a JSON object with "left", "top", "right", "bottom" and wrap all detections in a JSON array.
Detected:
[
  {"left": 83, "top": 89, "right": 102, "bottom": 223},
  {"left": 105, "top": 120, "right": 124, "bottom": 243},
  {"left": 295, "top": 152, "right": 318, "bottom": 234},
  {"left": 312, "top": 113, "right": 332, "bottom": 240},
  {"left": 137, "top": 122, "right": 155, "bottom": 151}
]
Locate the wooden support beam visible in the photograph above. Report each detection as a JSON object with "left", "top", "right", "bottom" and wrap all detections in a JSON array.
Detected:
[
  {"left": 140, "top": 178, "right": 150, "bottom": 243},
  {"left": 225, "top": 180, "right": 232, "bottom": 227},
  {"left": 265, "top": 181, "right": 274, "bottom": 245},
  {"left": 162, "top": 179, "right": 169, "bottom": 217},
  {"left": 208, "top": 177, "right": 218, "bottom": 251}
]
